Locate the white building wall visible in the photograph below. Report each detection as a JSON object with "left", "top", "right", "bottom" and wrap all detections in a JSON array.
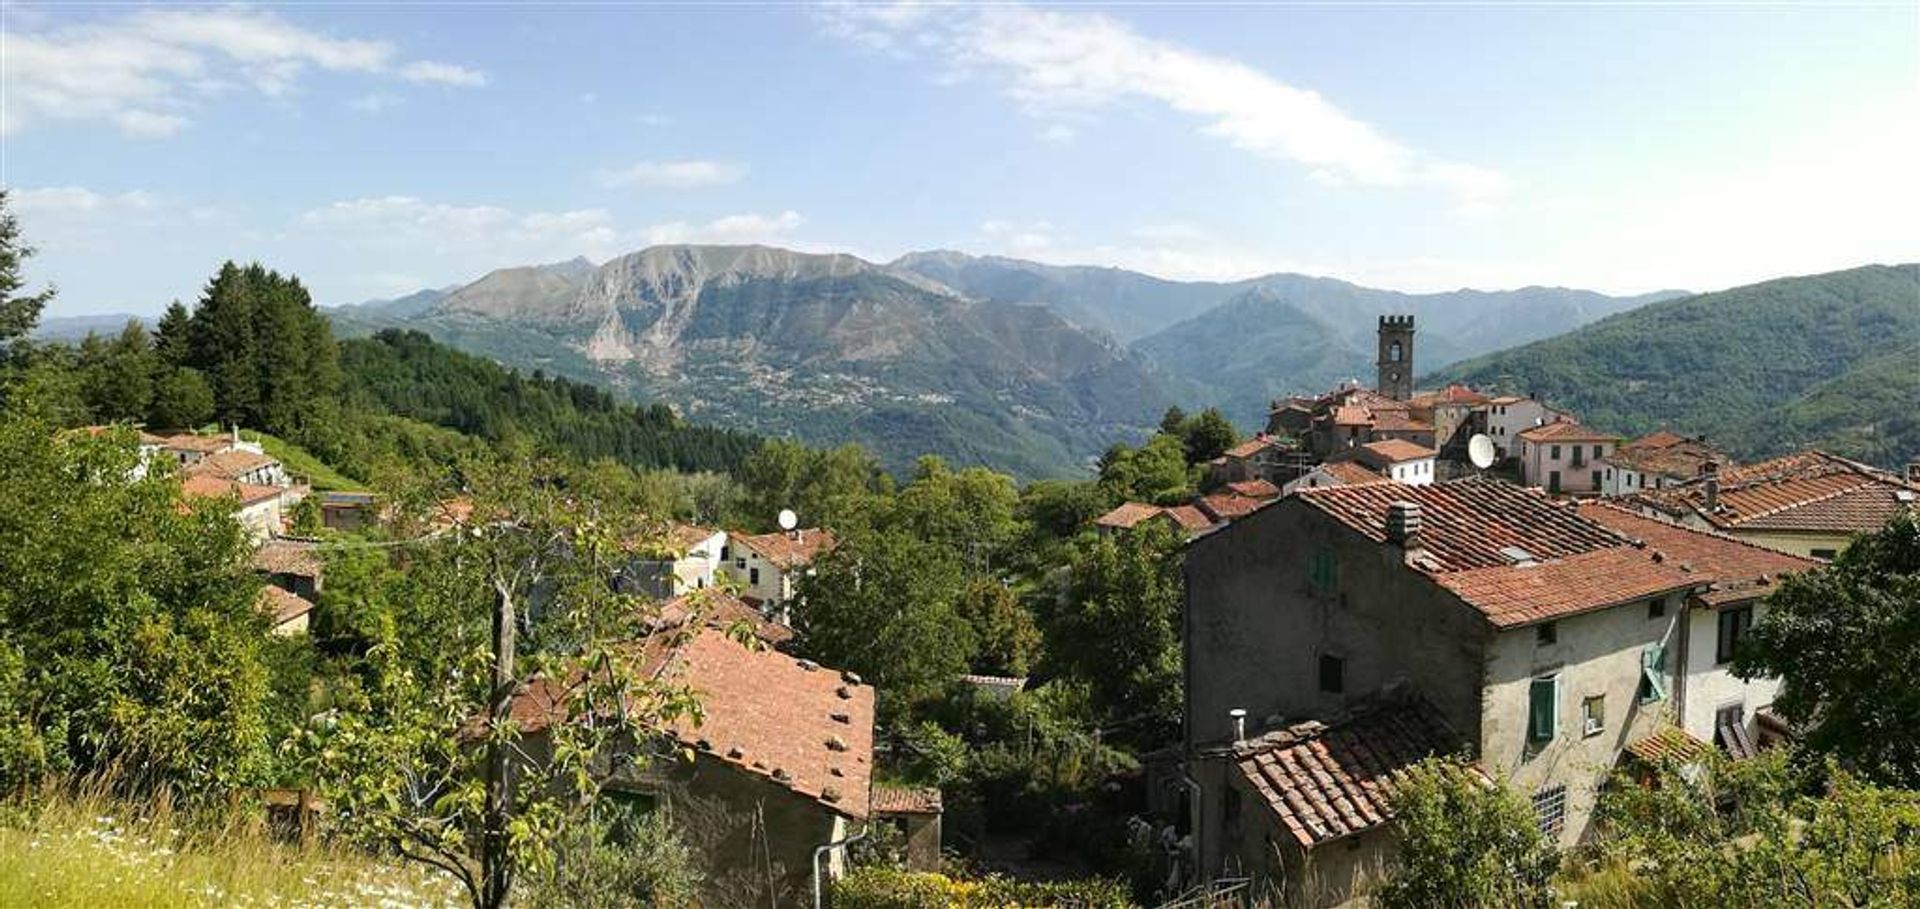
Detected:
[
  {"left": 1479, "top": 592, "right": 1682, "bottom": 846},
  {"left": 1678, "top": 601, "right": 1783, "bottom": 743},
  {"left": 1485, "top": 400, "right": 1558, "bottom": 459},
  {"left": 673, "top": 530, "right": 728, "bottom": 594},
  {"left": 1388, "top": 458, "right": 1436, "bottom": 486}
]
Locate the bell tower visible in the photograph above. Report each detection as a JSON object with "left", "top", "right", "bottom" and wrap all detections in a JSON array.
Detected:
[{"left": 1377, "top": 315, "right": 1414, "bottom": 401}]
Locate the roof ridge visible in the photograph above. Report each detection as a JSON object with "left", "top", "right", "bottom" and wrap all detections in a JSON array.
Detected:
[
  {"left": 1580, "top": 500, "right": 1821, "bottom": 565},
  {"left": 1721, "top": 475, "right": 1880, "bottom": 525}
]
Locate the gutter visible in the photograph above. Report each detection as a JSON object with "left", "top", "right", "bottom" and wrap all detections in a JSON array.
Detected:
[{"left": 812, "top": 819, "right": 867, "bottom": 909}]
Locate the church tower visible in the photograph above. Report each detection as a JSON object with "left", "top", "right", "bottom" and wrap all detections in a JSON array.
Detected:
[{"left": 1377, "top": 315, "right": 1414, "bottom": 401}]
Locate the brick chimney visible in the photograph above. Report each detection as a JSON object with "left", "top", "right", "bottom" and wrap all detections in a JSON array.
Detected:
[
  {"left": 1385, "top": 500, "right": 1424, "bottom": 563},
  {"left": 1701, "top": 460, "right": 1721, "bottom": 512}
]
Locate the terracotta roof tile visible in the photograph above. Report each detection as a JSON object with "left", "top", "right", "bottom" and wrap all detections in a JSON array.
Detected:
[
  {"left": 1163, "top": 505, "right": 1218, "bottom": 533},
  {"left": 1199, "top": 492, "right": 1272, "bottom": 522},
  {"left": 183, "top": 449, "right": 279, "bottom": 481},
  {"left": 1432, "top": 548, "right": 1697, "bottom": 627},
  {"left": 1317, "top": 462, "right": 1389, "bottom": 487},
  {"left": 1625, "top": 726, "right": 1711, "bottom": 764},
  {"left": 654, "top": 591, "right": 793, "bottom": 646},
  {"left": 254, "top": 585, "right": 315, "bottom": 626},
  {"left": 511, "top": 627, "right": 875, "bottom": 818},
  {"left": 1517, "top": 419, "right": 1621, "bottom": 443},
  {"left": 1407, "top": 385, "right": 1490, "bottom": 408},
  {"left": 180, "top": 474, "right": 283, "bottom": 507},
  {"left": 1633, "top": 450, "right": 1917, "bottom": 533},
  {"left": 1344, "top": 439, "right": 1435, "bottom": 467},
  {"left": 1578, "top": 502, "right": 1816, "bottom": 607},
  {"left": 1602, "top": 435, "right": 1728, "bottom": 480},
  {"left": 733, "top": 528, "right": 837, "bottom": 570},
  {"left": 251, "top": 539, "right": 323, "bottom": 578},
  {"left": 1231, "top": 696, "right": 1476, "bottom": 849},
  {"left": 158, "top": 432, "right": 237, "bottom": 454},
  {"left": 1369, "top": 412, "right": 1435, "bottom": 434},
  {"left": 871, "top": 784, "right": 943, "bottom": 815},
  {"left": 1095, "top": 502, "right": 1168, "bottom": 529},
  {"left": 1224, "top": 437, "right": 1277, "bottom": 459},
  {"left": 1225, "top": 479, "right": 1282, "bottom": 499},
  {"left": 1330, "top": 405, "right": 1374, "bottom": 427}
]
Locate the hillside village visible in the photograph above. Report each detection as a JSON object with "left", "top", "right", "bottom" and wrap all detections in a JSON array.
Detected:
[{"left": 79, "top": 303, "right": 1918, "bottom": 908}]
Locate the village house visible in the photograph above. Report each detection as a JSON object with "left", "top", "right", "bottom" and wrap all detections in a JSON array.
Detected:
[
  {"left": 618, "top": 523, "right": 731, "bottom": 599},
  {"left": 1597, "top": 430, "right": 1731, "bottom": 497},
  {"left": 1516, "top": 418, "right": 1622, "bottom": 495},
  {"left": 1328, "top": 439, "right": 1437, "bottom": 486},
  {"left": 1630, "top": 450, "right": 1920, "bottom": 558},
  {"left": 317, "top": 491, "right": 378, "bottom": 531},
  {"left": 253, "top": 538, "right": 323, "bottom": 601},
  {"left": 184, "top": 448, "right": 292, "bottom": 488},
  {"left": 871, "top": 785, "right": 945, "bottom": 873},
  {"left": 720, "top": 527, "right": 837, "bottom": 618},
  {"left": 254, "top": 585, "right": 315, "bottom": 636},
  {"left": 1210, "top": 434, "right": 1306, "bottom": 487},
  {"left": 510, "top": 624, "right": 876, "bottom": 909},
  {"left": 182, "top": 474, "right": 292, "bottom": 541},
  {"left": 1483, "top": 396, "right": 1562, "bottom": 460},
  {"left": 1094, "top": 501, "right": 1216, "bottom": 539},
  {"left": 1578, "top": 502, "right": 1817, "bottom": 754},
  {"left": 1406, "top": 385, "right": 1491, "bottom": 464},
  {"left": 1183, "top": 480, "right": 1716, "bottom": 903}
]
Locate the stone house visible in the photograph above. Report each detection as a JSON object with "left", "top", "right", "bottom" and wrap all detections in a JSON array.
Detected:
[
  {"left": 1281, "top": 461, "right": 1390, "bottom": 496},
  {"left": 1406, "top": 385, "right": 1490, "bottom": 463},
  {"left": 1094, "top": 501, "right": 1215, "bottom": 539},
  {"left": 1629, "top": 450, "right": 1919, "bottom": 558},
  {"left": 720, "top": 528, "right": 837, "bottom": 617},
  {"left": 182, "top": 474, "right": 290, "bottom": 541},
  {"left": 254, "top": 585, "right": 315, "bottom": 636},
  {"left": 1183, "top": 479, "right": 1708, "bottom": 900},
  {"left": 1516, "top": 419, "right": 1622, "bottom": 495},
  {"left": 512, "top": 624, "right": 875, "bottom": 909},
  {"left": 252, "top": 538, "right": 323, "bottom": 601},
  {"left": 618, "top": 523, "right": 731, "bottom": 599},
  {"left": 872, "top": 785, "right": 944, "bottom": 873}
]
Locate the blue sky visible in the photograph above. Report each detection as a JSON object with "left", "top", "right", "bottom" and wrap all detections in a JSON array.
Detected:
[{"left": 5, "top": 2, "right": 1916, "bottom": 317}]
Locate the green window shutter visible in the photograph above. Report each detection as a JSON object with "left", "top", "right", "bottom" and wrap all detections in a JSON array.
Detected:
[
  {"left": 1309, "top": 548, "right": 1336, "bottom": 595},
  {"left": 1640, "top": 645, "right": 1668, "bottom": 702},
  {"left": 1529, "top": 676, "right": 1559, "bottom": 742}
]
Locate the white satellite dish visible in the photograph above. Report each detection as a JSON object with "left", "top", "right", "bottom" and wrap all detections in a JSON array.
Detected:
[
  {"left": 777, "top": 508, "right": 799, "bottom": 531},
  {"left": 1467, "top": 434, "right": 1497, "bottom": 470}
]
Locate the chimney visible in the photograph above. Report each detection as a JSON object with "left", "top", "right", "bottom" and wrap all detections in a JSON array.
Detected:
[
  {"left": 1229, "top": 708, "right": 1248, "bottom": 744},
  {"left": 1702, "top": 460, "right": 1720, "bottom": 512},
  {"left": 1386, "top": 500, "right": 1424, "bottom": 562},
  {"left": 1907, "top": 460, "right": 1920, "bottom": 485}
]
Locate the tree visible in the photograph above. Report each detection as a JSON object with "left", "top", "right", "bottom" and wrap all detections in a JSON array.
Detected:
[
  {"left": 0, "top": 402, "right": 267, "bottom": 793},
  {"left": 1590, "top": 751, "right": 1918, "bottom": 907},
  {"left": 736, "top": 439, "right": 885, "bottom": 532},
  {"left": 890, "top": 455, "right": 1023, "bottom": 567},
  {"left": 1177, "top": 407, "right": 1239, "bottom": 464},
  {"left": 78, "top": 321, "right": 157, "bottom": 422},
  {"left": 294, "top": 456, "right": 695, "bottom": 909},
  {"left": 1375, "top": 759, "right": 1561, "bottom": 909},
  {"left": 1735, "top": 512, "right": 1920, "bottom": 787},
  {"left": 793, "top": 528, "right": 975, "bottom": 710},
  {"left": 1044, "top": 520, "right": 1184, "bottom": 742},
  {"left": 1097, "top": 434, "right": 1192, "bottom": 506},
  {"left": 1158, "top": 406, "right": 1187, "bottom": 437},
  {"left": 0, "top": 189, "right": 56, "bottom": 358},
  {"left": 955, "top": 578, "right": 1041, "bottom": 677},
  {"left": 148, "top": 367, "right": 215, "bottom": 430},
  {"left": 182, "top": 261, "right": 340, "bottom": 436},
  {"left": 152, "top": 301, "right": 193, "bottom": 368}
]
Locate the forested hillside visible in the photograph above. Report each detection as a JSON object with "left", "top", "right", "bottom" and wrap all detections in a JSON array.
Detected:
[{"left": 1433, "top": 264, "right": 1920, "bottom": 467}]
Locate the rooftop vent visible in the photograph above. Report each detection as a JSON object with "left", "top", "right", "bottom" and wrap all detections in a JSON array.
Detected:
[{"left": 1499, "top": 546, "right": 1538, "bottom": 567}]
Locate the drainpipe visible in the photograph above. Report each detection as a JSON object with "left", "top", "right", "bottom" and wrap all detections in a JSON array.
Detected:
[{"left": 813, "top": 821, "right": 867, "bottom": 909}]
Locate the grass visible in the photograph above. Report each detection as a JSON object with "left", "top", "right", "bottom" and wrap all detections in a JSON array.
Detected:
[
  {"left": 240, "top": 430, "right": 365, "bottom": 492},
  {"left": 0, "top": 790, "right": 457, "bottom": 909}
]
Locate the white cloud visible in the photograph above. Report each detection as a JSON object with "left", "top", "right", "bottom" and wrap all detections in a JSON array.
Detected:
[
  {"left": 1036, "top": 123, "right": 1076, "bottom": 144},
  {"left": 637, "top": 112, "right": 673, "bottom": 127},
  {"left": 398, "top": 60, "right": 488, "bottom": 87},
  {"left": 348, "top": 93, "right": 402, "bottom": 114},
  {"left": 642, "top": 211, "right": 806, "bottom": 245},
  {"left": 1, "top": 8, "right": 486, "bottom": 137},
  {"left": 819, "top": 3, "right": 1509, "bottom": 204},
  {"left": 596, "top": 160, "right": 748, "bottom": 189}
]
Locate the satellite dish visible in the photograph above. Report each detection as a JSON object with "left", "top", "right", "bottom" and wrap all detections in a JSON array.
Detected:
[
  {"left": 1467, "top": 434, "right": 1497, "bottom": 470},
  {"left": 777, "top": 508, "right": 799, "bottom": 531}
]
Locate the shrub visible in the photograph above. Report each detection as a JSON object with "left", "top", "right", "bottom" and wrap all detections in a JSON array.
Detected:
[{"left": 831, "top": 867, "right": 1135, "bottom": 909}]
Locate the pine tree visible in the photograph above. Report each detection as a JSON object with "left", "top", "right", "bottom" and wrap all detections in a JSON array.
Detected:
[
  {"left": 152, "top": 301, "right": 192, "bottom": 368},
  {"left": 0, "top": 190, "right": 56, "bottom": 359}
]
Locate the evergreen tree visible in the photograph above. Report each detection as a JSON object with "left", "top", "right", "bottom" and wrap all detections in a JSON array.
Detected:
[
  {"left": 148, "top": 367, "right": 215, "bottom": 430},
  {"left": 152, "top": 300, "right": 192, "bottom": 368},
  {"left": 79, "top": 321, "right": 157, "bottom": 422},
  {"left": 0, "top": 189, "right": 56, "bottom": 358}
]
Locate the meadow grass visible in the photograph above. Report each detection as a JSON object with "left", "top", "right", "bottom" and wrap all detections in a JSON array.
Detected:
[
  {"left": 0, "top": 788, "right": 458, "bottom": 909},
  {"left": 241, "top": 429, "right": 365, "bottom": 492}
]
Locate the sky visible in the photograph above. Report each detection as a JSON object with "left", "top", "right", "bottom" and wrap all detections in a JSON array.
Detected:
[{"left": 4, "top": 2, "right": 1917, "bottom": 318}]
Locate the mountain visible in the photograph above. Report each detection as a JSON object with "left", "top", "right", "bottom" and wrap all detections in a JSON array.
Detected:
[
  {"left": 31, "top": 312, "right": 145, "bottom": 342},
  {"left": 1431, "top": 264, "right": 1920, "bottom": 468},
  {"left": 332, "top": 245, "right": 1176, "bottom": 478},
  {"left": 891, "top": 250, "right": 1243, "bottom": 342},
  {"left": 1127, "top": 273, "right": 1683, "bottom": 425},
  {"left": 330, "top": 286, "right": 455, "bottom": 320}
]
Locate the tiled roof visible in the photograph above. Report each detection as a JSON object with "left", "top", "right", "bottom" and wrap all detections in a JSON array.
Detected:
[
  {"left": 183, "top": 449, "right": 279, "bottom": 481},
  {"left": 252, "top": 539, "right": 323, "bottom": 577},
  {"left": 159, "top": 432, "right": 238, "bottom": 454},
  {"left": 181, "top": 474, "right": 284, "bottom": 507},
  {"left": 733, "top": 528, "right": 837, "bottom": 570},
  {"left": 1369, "top": 411, "right": 1435, "bottom": 434},
  {"left": 1164, "top": 505, "right": 1218, "bottom": 532},
  {"left": 1517, "top": 419, "right": 1620, "bottom": 443},
  {"left": 1578, "top": 502, "right": 1816, "bottom": 607},
  {"left": 1225, "top": 479, "right": 1282, "bottom": 499},
  {"left": 1625, "top": 726, "right": 1711, "bottom": 765},
  {"left": 1296, "top": 479, "right": 1701, "bottom": 627},
  {"left": 1431, "top": 547, "right": 1697, "bottom": 627},
  {"left": 1199, "top": 491, "right": 1272, "bottom": 522},
  {"left": 1297, "top": 479, "right": 1626, "bottom": 573},
  {"left": 1630, "top": 429, "right": 1694, "bottom": 450},
  {"left": 958, "top": 673, "right": 1027, "bottom": 691},
  {"left": 669, "top": 522, "right": 721, "bottom": 552},
  {"left": 512, "top": 627, "right": 875, "bottom": 818},
  {"left": 872, "top": 784, "right": 943, "bottom": 815},
  {"left": 1408, "top": 384, "right": 1490, "bottom": 408},
  {"left": 1329, "top": 405, "right": 1374, "bottom": 426},
  {"left": 1634, "top": 450, "right": 1917, "bottom": 533},
  {"left": 255, "top": 585, "right": 315, "bottom": 626},
  {"left": 1351, "top": 439, "right": 1435, "bottom": 466},
  {"left": 1231, "top": 696, "right": 1476, "bottom": 849},
  {"left": 1095, "top": 502, "right": 1168, "bottom": 529},
  {"left": 1224, "top": 436, "right": 1277, "bottom": 459},
  {"left": 1317, "top": 462, "right": 1390, "bottom": 487},
  {"left": 1601, "top": 437, "right": 1726, "bottom": 479},
  {"left": 654, "top": 591, "right": 793, "bottom": 646}
]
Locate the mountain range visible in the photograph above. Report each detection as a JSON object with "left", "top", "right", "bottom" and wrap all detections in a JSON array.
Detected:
[{"left": 326, "top": 245, "right": 1694, "bottom": 477}]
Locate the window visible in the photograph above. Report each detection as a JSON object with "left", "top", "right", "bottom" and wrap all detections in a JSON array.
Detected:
[
  {"left": 749, "top": 567, "right": 761, "bottom": 586},
  {"left": 1811, "top": 548, "right": 1838, "bottom": 559},
  {"left": 1591, "top": 470, "right": 1602, "bottom": 490},
  {"left": 1550, "top": 444, "right": 1561, "bottom": 459},
  {"left": 1532, "top": 785, "right": 1567, "bottom": 837},
  {"left": 734, "top": 557, "right": 747, "bottom": 569},
  {"left": 719, "top": 545, "right": 730, "bottom": 561},
  {"left": 1639, "top": 644, "right": 1669, "bottom": 703},
  {"left": 1592, "top": 444, "right": 1604, "bottom": 459},
  {"left": 1582, "top": 695, "right": 1606, "bottom": 736},
  {"left": 1648, "top": 597, "right": 1666, "bottom": 620},
  {"left": 1308, "top": 547, "right": 1337, "bottom": 596},
  {"left": 1389, "top": 341, "right": 1403, "bottom": 362},
  {"left": 1717, "top": 606, "right": 1753, "bottom": 664},
  {"left": 1529, "top": 675, "right": 1560, "bottom": 742},
  {"left": 1319, "top": 654, "right": 1345, "bottom": 694},
  {"left": 1536, "top": 622, "right": 1558, "bottom": 646}
]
